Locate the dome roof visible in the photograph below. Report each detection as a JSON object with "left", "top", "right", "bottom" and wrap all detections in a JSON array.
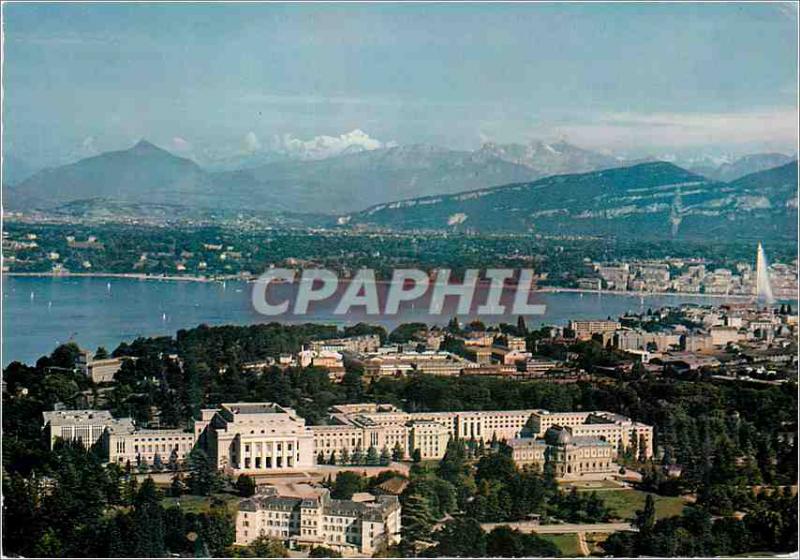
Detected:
[{"left": 545, "top": 425, "right": 572, "bottom": 446}]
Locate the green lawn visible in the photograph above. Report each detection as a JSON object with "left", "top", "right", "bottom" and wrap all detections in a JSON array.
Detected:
[
  {"left": 598, "top": 490, "right": 686, "bottom": 521},
  {"left": 539, "top": 533, "right": 583, "bottom": 557},
  {"left": 160, "top": 493, "right": 240, "bottom": 514}
]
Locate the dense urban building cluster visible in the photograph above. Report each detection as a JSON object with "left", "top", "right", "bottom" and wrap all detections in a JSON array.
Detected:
[{"left": 581, "top": 256, "right": 798, "bottom": 300}]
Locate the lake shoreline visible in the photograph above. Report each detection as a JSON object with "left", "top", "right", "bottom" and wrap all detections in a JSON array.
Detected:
[
  {"left": 3, "top": 271, "right": 222, "bottom": 283},
  {"left": 4, "top": 271, "right": 787, "bottom": 301}
]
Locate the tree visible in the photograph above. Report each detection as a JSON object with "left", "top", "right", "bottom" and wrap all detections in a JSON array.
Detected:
[
  {"left": 317, "top": 451, "right": 325, "bottom": 465},
  {"left": 309, "top": 546, "right": 341, "bottom": 558},
  {"left": 186, "top": 448, "right": 222, "bottom": 496},
  {"left": 247, "top": 535, "right": 289, "bottom": 557},
  {"left": 327, "top": 450, "right": 337, "bottom": 465},
  {"left": 392, "top": 442, "right": 405, "bottom": 462},
  {"left": 123, "top": 475, "right": 139, "bottom": 506},
  {"left": 49, "top": 342, "right": 82, "bottom": 370},
  {"left": 366, "top": 445, "right": 380, "bottom": 466},
  {"left": 447, "top": 317, "right": 460, "bottom": 332},
  {"left": 153, "top": 452, "right": 164, "bottom": 472},
  {"left": 486, "top": 526, "right": 558, "bottom": 558},
  {"left": 412, "top": 448, "right": 422, "bottom": 463},
  {"left": 351, "top": 446, "right": 365, "bottom": 466},
  {"left": 170, "top": 471, "right": 186, "bottom": 497},
  {"left": 438, "top": 438, "right": 469, "bottom": 485},
  {"left": 33, "top": 528, "right": 63, "bottom": 557},
  {"left": 236, "top": 474, "right": 256, "bottom": 498},
  {"left": 380, "top": 445, "right": 392, "bottom": 466},
  {"left": 635, "top": 494, "right": 656, "bottom": 533},
  {"left": 430, "top": 518, "right": 486, "bottom": 557},
  {"left": 94, "top": 346, "right": 110, "bottom": 360},
  {"left": 517, "top": 316, "right": 528, "bottom": 335},
  {"left": 341, "top": 370, "right": 365, "bottom": 402},
  {"left": 601, "top": 531, "right": 637, "bottom": 557},
  {"left": 401, "top": 492, "right": 435, "bottom": 554},
  {"left": 331, "top": 471, "right": 363, "bottom": 500},
  {"left": 200, "top": 500, "right": 235, "bottom": 557},
  {"left": 475, "top": 452, "right": 517, "bottom": 485},
  {"left": 132, "top": 478, "right": 166, "bottom": 557},
  {"left": 163, "top": 506, "right": 190, "bottom": 554},
  {"left": 168, "top": 448, "right": 179, "bottom": 472}
]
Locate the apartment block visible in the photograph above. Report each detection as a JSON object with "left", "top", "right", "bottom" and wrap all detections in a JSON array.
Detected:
[{"left": 569, "top": 320, "right": 622, "bottom": 341}]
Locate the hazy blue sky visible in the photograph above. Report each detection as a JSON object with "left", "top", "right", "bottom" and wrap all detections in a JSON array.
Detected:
[{"left": 3, "top": 2, "right": 797, "bottom": 166}]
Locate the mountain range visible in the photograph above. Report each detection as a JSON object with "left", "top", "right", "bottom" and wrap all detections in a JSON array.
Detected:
[
  {"left": 478, "top": 140, "right": 622, "bottom": 176},
  {"left": 9, "top": 138, "right": 625, "bottom": 215},
  {"left": 347, "top": 161, "right": 798, "bottom": 242},
  {"left": 688, "top": 153, "right": 796, "bottom": 182},
  {"left": 4, "top": 139, "right": 796, "bottom": 242}
]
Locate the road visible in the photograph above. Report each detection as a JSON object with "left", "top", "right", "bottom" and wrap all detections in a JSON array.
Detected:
[{"left": 480, "top": 521, "right": 635, "bottom": 534}]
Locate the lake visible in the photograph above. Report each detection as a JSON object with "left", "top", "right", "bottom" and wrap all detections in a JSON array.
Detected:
[{"left": 3, "top": 275, "right": 742, "bottom": 366}]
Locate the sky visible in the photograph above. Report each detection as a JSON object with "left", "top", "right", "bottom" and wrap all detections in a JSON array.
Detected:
[{"left": 2, "top": 2, "right": 798, "bottom": 167}]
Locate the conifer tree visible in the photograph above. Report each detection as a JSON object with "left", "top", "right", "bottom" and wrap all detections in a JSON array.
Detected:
[
  {"left": 351, "top": 446, "right": 365, "bottom": 466},
  {"left": 366, "top": 445, "right": 380, "bottom": 466},
  {"left": 401, "top": 493, "right": 435, "bottom": 554}
]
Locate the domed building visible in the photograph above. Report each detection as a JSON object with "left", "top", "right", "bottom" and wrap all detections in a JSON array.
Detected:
[
  {"left": 545, "top": 425, "right": 573, "bottom": 446},
  {"left": 510, "top": 424, "right": 615, "bottom": 480}
]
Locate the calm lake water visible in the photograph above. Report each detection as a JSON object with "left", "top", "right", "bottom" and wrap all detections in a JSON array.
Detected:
[{"left": 2, "top": 276, "right": 740, "bottom": 366}]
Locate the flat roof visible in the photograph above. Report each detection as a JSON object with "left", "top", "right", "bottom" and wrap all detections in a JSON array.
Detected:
[
  {"left": 222, "top": 403, "right": 283, "bottom": 415},
  {"left": 43, "top": 409, "right": 113, "bottom": 426}
]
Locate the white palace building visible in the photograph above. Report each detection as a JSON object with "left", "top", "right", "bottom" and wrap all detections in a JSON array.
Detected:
[{"left": 43, "top": 402, "right": 653, "bottom": 476}]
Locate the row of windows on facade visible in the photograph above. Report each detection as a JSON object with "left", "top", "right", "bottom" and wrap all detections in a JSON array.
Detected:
[
  {"left": 244, "top": 428, "right": 299, "bottom": 435},
  {"left": 244, "top": 512, "right": 356, "bottom": 524},
  {"left": 243, "top": 442, "right": 294, "bottom": 453},
  {"left": 61, "top": 427, "right": 104, "bottom": 438},
  {"left": 317, "top": 438, "right": 362, "bottom": 448},
  {"left": 241, "top": 455, "right": 299, "bottom": 468},
  {"left": 240, "top": 530, "right": 364, "bottom": 545},
  {"left": 129, "top": 443, "right": 191, "bottom": 454}
]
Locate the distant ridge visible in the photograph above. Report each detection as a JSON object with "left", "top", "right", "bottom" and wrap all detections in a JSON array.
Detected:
[
  {"left": 347, "top": 160, "right": 798, "bottom": 242},
  {"left": 6, "top": 141, "right": 544, "bottom": 214},
  {"left": 689, "top": 152, "right": 794, "bottom": 182},
  {"left": 4, "top": 139, "right": 797, "bottom": 243}
]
